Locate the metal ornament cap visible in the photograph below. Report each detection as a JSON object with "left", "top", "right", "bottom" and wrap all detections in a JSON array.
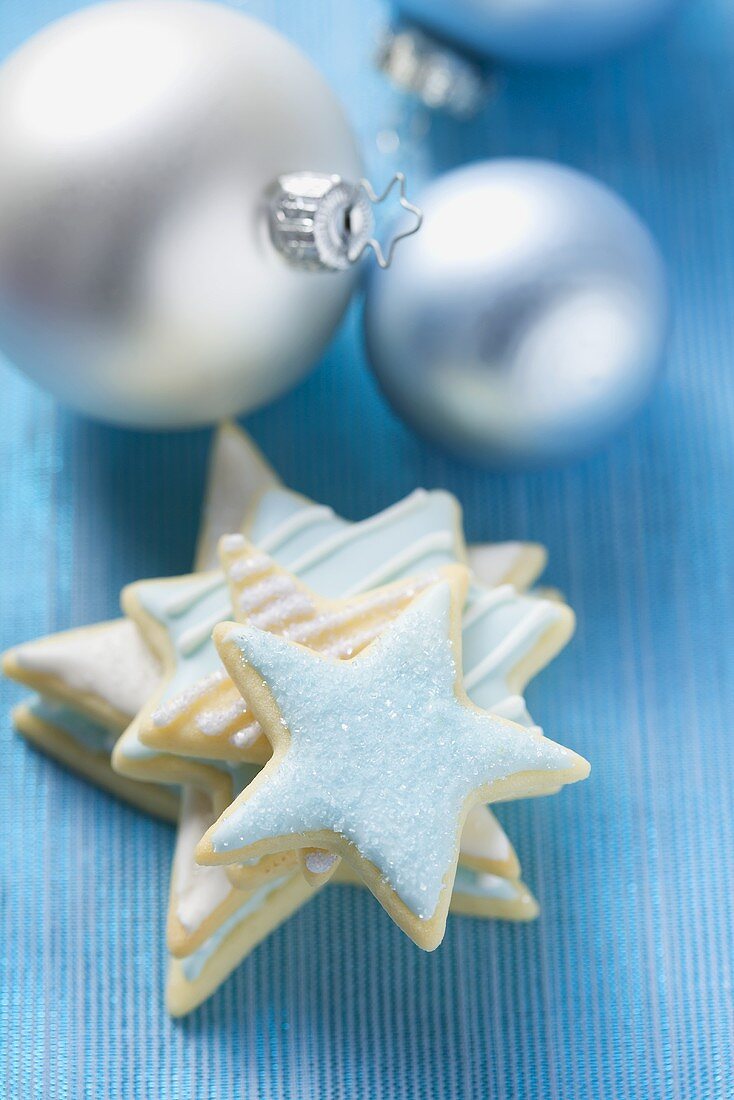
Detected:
[
  {"left": 268, "top": 173, "right": 374, "bottom": 272},
  {"left": 376, "top": 23, "right": 490, "bottom": 118},
  {"left": 268, "top": 171, "right": 423, "bottom": 273}
]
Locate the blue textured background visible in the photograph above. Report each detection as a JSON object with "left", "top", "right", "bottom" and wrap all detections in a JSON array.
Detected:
[{"left": 1, "top": 1, "right": 733, "bottom": 1096}]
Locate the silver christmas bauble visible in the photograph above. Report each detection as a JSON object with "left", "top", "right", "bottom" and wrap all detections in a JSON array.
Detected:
[
  {"left": 364, "top": 160, "right": 669, "bottom": 466},
  {"left": 396, "top": 0, "right": 679, "bottom": 65},
  {"left": 0, "top": 1, "right": 362, "bottom": 426}
]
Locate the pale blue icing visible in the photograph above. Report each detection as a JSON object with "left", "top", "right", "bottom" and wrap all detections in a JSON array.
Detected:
[
  {"left": 29, "top": 695, "right": 117, "bottom": 753},
  {"left": 132, "top": 490, "right": 466, "bottom": 717},
  {"left": 121, "top": 486, "right": 565, "bottom": 776},
  {"left": 131, "top": 489, "right": 561, "bottom": 731},
  {"left": 210, "top": 584, "right": 577, "bottom": 921},
  {"left": 453, "top": 866, "right": 522, "bottom": 902},
  {"left": 180, "top": 874, "right": 291, "bottom": 982},
  {"left": 249, "top": 488, "right": 463, "bottom": 595},
  {"left": 246, "top": 490, "right": 346, "bottom": 562}
]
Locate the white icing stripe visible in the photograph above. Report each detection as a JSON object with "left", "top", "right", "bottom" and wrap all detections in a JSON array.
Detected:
[
  {"left": 183, "top": 567, "right": 438, "bottom": 741},
  {"left": 490, "top": 694, "right": 529, "bottom": 721},
  {"left": 257, "top": 505, "right": 336, "bottom": 553},
  {"left": 152, "top": 669, "right": 226, "bottom": 727},
  {"left": 197, "top": 699, "right": 249, "bottom": 736},
  {"left": 285, "top": 490, "right": 430, "bottom": 577},
  {"left": 162, "top": 574, "right": 224, "bottom": 618},
  {"left": 219, "top": 533, "right": 248, "bottom": 554},
  {"left": 249, "top": 594, "right": 315, "bottom": 632},
  {"left": 178, "top": 604, "right": 232, "bottom": 657},
  {"left": 463, "top": 603, "right": 558, "bottom": 691},
  {"left": 341, "top": 532, "right": 455, "bottom": 597},
  {"left": 236, "top": 573, "right": 309, "bottom": 615},
  {"left": 230, "top": 722, "right": 262, "bottom": 749},
  {"left": 282, "top": 581, "right": 425, "bottom": 645},
  {"left": 227, "top": 552, "right": 271, "bottom": 583},
  {"left": 461, "top": 584, "right": 516, "bottom": 630}
]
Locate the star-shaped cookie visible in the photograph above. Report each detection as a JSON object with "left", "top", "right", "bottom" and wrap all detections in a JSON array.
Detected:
[{"left": 198, "top": 570, "right": 589, "bottom": 949}]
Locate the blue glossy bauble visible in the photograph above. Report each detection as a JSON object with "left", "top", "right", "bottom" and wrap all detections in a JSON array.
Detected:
[
  {"left": 364, "top": 160, "right": 669, "bottom": 467},
  {"left": 397, "top": 0, "right": 679, "bottom": 65}
]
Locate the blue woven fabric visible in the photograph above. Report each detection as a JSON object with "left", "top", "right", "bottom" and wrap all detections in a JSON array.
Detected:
[{"left": 1, "top": 1, "right": 733, "bottom": 1096}]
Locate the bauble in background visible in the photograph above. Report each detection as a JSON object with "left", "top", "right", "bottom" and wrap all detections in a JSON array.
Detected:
[
  {"left": 395, "top": 0, "right": 680, "bottom": 66},
  {"left": 377, "top": 0, "right": 680, "bottom": 115},
  {"left": 364, "top": 159, "right": 669, "bottom": 467},
  {"left": 0, "top": 1, "right": 362, "bottom": 427}
]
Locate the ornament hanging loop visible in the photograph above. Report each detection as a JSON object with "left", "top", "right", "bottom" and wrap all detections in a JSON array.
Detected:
[
  {"left": 267, "top": 171, "right": 422, "bottom": 273},
  {"left": 348, "top": 173, "right": 423, "bottom": 269}
]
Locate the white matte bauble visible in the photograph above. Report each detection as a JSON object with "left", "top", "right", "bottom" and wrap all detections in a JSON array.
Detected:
[
  {"left": 364, "top": 160, "right": 669, "bottom": 467},
  {"left": 0, "top": 1, "right": 362, "bottom": 426}
]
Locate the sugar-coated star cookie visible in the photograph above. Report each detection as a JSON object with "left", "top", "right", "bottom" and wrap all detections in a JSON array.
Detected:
[
  {"left": 215, "top": 533, "right": 570, "bottom": 886},
  {"left": 142, "top": 532, "right": 574, "bottom": 886},
  {"left": 112, "top": 478, "right": 555, "bottom": 884},
  {"left": 199, "top": 570, "right": 589, "bottom": 950},
  {"left": 126, "top": 549, "right": 527, "bottom": 885}
]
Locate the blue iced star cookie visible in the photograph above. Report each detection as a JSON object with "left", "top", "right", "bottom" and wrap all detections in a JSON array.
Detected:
[{"left": 197, "top": 569, "right": 589, "bottom": 950}]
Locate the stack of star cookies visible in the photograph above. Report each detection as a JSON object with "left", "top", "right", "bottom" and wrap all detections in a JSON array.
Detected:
[{"left": 3, "top": 424, "right": 588, "bottom": 1015}]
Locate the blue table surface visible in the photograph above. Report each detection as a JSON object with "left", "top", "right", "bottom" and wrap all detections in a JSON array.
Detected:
[{"left": 1, "top": 1, "right": 733, "bottom": 1097}]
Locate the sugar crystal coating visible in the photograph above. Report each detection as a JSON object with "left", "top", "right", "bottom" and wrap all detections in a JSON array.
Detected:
[{"left": 211, "top": 583, "right": 578, "bottom": 920}]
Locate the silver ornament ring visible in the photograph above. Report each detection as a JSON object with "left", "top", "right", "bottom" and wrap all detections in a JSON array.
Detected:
[{"left": 268, "top": 171, "right": 423, "bottom": 273}]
